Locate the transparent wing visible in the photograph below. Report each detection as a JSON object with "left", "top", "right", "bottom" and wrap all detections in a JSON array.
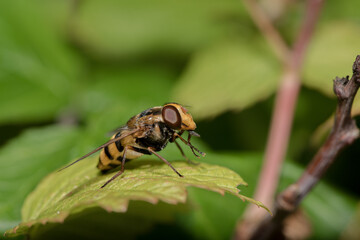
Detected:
[
  {"left": 106, "top": 125, "right": 127, "bottom": 137},
  {"left": 57, "top": 128, "right": 140, "bottom": 172}
]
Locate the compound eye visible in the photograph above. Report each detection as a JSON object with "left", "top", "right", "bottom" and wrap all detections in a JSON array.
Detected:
[{"left": 162, "top": 105, "right": 181, "bottom": 129}]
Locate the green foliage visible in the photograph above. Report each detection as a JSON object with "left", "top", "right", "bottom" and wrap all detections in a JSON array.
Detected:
[
  {"left": 6, "top": 156, "right": 268, "bottom": 237},
  {"left": 341, "top": 204, "right": 360, "bottom": 239},
  {"left": 78, "top": 66, "right": 175, "bottom": 130},
  {"left": 70, "top": 0, "right": 248, "bottom": 59},
  {"left": 1, "top": 0, "right": 360, "bottom": 239},
  {"left": 0, "top": 0, "right": 81, "bottom": 124},
  {"left": 0, "top": 125, "right": 81, "bottom": 233},
  {"left": 303, "top": 22, "right": 360, "bottom": 97},
  {"left": 172, "top": 39, "right": 280, "bottom": 119},
  {"left": 303, "top": 21, "right": 360, "bottom": 116}
]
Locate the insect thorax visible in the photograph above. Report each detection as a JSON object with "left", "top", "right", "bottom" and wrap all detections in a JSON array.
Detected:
[{"left": 136, "top": 122, "right": 174, "bottom": 151}]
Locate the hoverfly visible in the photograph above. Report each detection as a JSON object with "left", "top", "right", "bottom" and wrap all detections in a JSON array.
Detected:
[{"left": 59, "top": 103, "right": 205, "bottom": 188}]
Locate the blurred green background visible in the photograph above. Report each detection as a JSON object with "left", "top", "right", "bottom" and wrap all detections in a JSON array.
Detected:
[{"left": 1, "top": 0, "right": 360, "bottom": 239}]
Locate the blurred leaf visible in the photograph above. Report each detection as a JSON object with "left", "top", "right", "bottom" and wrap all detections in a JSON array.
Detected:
[
  {"left": 6, "top": 156, "right": 268, "bottom": 237},
  {"left": 341, "top": 203, "right": 360, "bottom": 240},
  {"left": 0, "top": 0, "right": 81, "bottom": 124},
  {"left": 34, "top": 0, "right": 74, "bottom": 31},
  {"left": 70, "top": 0, "right": 248, "bottom": 59},
  {"left": 303, "top": 21, "right": 360, "bottom": 114},
  {"left": 310, "top": 115, "right": 333, "bottom": 147},
  {"left": 172, "top": 39, "right": 280, "bottom": 119},
  {"left": 0, "top": 125, "right": 81, "bottom": 234},
  {"left": 78, "top": 65, "right": 175, "bottom": 122},
  {"left": 304, "top": 21, "right": 360, "bottom": 143},
  {"left": 288, "top": 88, "right": 336, "bottom": 161},
  {"left": 321, "top": 0, "right": 360, "bottom": 22},
  {"left": 303, "top": 22, "right": 360, "bottom": 143},
  {"left": 75, "top": 65, "right": 176, "bottom": 151},
  {"left": 279, "top": 162, "right": 357, "bottom": 239}
]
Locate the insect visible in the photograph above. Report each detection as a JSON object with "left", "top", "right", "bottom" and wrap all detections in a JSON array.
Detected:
[{"left": 59, "top": 103, "right": 205, "bottom": 188}]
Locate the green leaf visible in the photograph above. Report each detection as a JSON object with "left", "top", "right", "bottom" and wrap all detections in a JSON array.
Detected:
[
  {"left": 321, "top": 0, "right": 360, "bottom": 22},
  {"left": 5, "top": 156, "right": 268, "bottom": 237},
  {"left": 303, "top": 22, "right": 360, "bottom": 97},
  {"left": 303, "top": 22, "right": 360, "bottom": 136},
  {"left": 71, "top": 0, "right": 248, "bottom": 59},
  {"left": 172, "top": 39, "right": 280, "bottom": 119},
  {"left": 342, "top": 203, "right": 360, "bottom": 240},
  {"left": 303, "top": 21, "right": 360, "bottom": 127},
  {"left": 0, "top": 125, "right": 81, "bottom": 234},
  {"left": 0, "top": 0, "right": 81, "bottom": 124}
]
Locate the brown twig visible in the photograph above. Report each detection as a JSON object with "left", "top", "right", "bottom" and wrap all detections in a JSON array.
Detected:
[
  {"left": 247, "top": 55, "right": 360, "bottom": 239},
  {"left": 238, "top": 0, "right": 325, "bottom": 236}
]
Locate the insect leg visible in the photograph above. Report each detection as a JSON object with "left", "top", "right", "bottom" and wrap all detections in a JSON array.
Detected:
[
  {"left": 147, "top": 147, "right": 183, "bottom": 177},
  {"left": 170, "top": 130, "right": 184, "bottom": 142},
  {"left": 186, "top": 132, "right": 203, "bottom": 159},
  {"left": 174, "top": 140, "right": 199, "bottom": 165},
  {"left": 101, "top": 147, "right": 128, "bottom": 188},
  {"left": 174, "top": 133, "right": 206, "bottom": 157}
]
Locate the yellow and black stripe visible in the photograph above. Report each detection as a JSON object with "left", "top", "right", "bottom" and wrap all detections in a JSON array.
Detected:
[{"left": 97, "top": 132, "right": 125, "bottom": 172}]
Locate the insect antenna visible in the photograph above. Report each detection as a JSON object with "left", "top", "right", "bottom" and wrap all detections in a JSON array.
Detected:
[{"left": 57, "top": 129, "right": 139, "bottom": 172}]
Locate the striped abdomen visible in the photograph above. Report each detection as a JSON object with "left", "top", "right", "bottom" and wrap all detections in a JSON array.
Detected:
[{"left": 97, "top": 131, "right": 143, "bottom": 172}]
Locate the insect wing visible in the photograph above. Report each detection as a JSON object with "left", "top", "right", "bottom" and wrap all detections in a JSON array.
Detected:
[
  {"left": 106, "top": 125, "right": 127, "bottom": 137},
  {"left": 57, "top": 128, "right": 140, "bottom": 172}
]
